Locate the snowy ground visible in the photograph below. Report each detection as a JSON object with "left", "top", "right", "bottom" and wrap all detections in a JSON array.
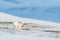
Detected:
[{"left": 0, "top": 29, "right": 60, "bottom": 40}]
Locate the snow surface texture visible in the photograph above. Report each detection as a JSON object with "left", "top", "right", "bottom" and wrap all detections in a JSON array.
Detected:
[
  {"left": 0, "top": 10, "right": 60, "bottom": 40},
  {"left": 0, "top": 29, "right": 60, "bottom": 40},
  {"left": 0, "top": 0, "right": 60, "bottom": 40}
]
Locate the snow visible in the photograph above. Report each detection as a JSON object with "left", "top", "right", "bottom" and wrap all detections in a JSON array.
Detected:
[
  {"left": 0, "top": 0, "right": 60, "bottom": 40},
  {"left": 0, "top": 30, "right": 60, "bottom": 40},
  {"left": 0, "top": 12, "right": 60, "bottom": 26},
  {"left": 0, "top": 12, "right": 59, "bottom": 40},
  {"left": 0, "top": 12, "right": 60, "bottom": 31}
]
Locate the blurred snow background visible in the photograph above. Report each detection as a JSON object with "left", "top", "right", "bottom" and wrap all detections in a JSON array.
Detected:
[
  {"left": 0, "top": 29, "right": 60, "bottom": 40},
  {"left": 0, "top": 0, "right": 60, "bottom": 40}
]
